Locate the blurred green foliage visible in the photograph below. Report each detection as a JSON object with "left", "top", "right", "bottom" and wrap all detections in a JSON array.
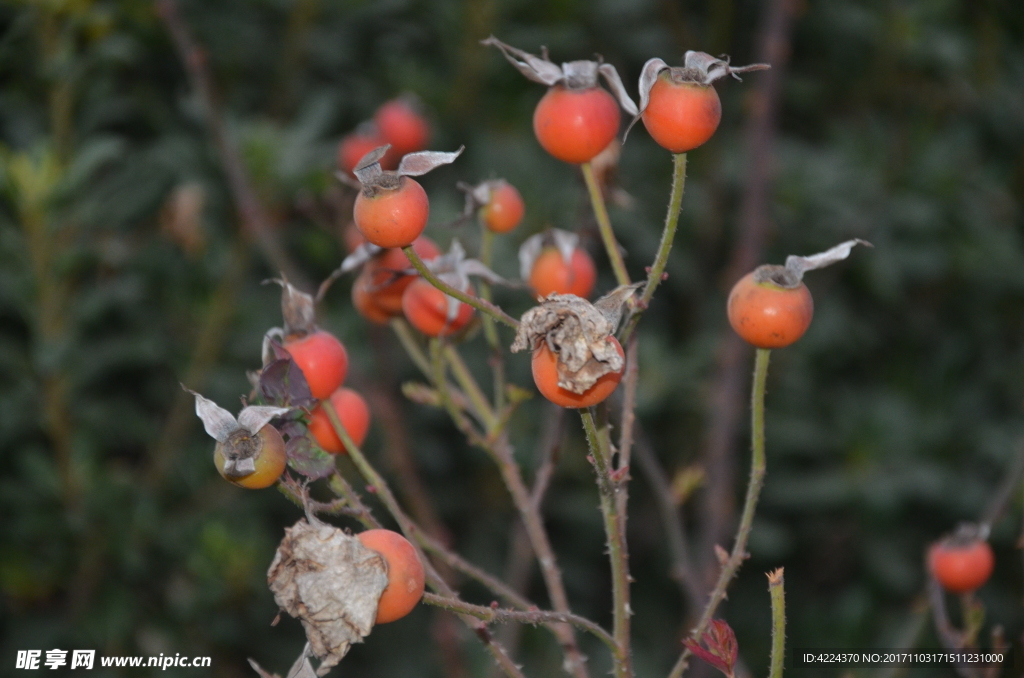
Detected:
[{"left": 1, "top": 0, "right": 1023, "bottom": 676}]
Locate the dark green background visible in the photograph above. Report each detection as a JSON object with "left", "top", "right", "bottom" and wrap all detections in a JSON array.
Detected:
[{"left": 2, "top": 0, "right": 1023, "bottom": 676}]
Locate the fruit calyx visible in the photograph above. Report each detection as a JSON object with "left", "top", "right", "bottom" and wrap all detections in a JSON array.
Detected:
[
  {"left": 937, "top": 522, "right": 991, "bottom": 549},
  {"left": 353, "top": 145, "right": 463, "bottom": 198},
  {"left": 186, "top": 387, "right": 289, "bottom": 477},
  {"left": 752, "top": 239, "right": 873, "bottom": 289},
  {"left": 518, "top": 229, "right": 581, "bottom": 281},
  {"left": 481, "top": 35, "right": 637, "bottom": 115},
  {"left": 625, "top": 53, "right": 770, "bottom": 139}
]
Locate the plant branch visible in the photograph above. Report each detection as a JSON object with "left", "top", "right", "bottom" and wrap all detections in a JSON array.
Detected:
[
  {"left": 581, "top": 409, "right": 633, "bottom": 678},
  {"left": 321, "top": 401, "right": 525, "bottom": 678},
  {"left": 154, "top": 0, "right": 307, "bottom": 287},
  {"left": 478, "top": 225, "right": 507, "bottom": 410},
  {"left": 669, "top": 348, "right": 771, "bottom": 678},
  {"left": 620, "top": 153, "right": 686, "bottom": 343},
  {"left": 696, "top": 0, "right": 797, "bottom": 594},
  {"left": 581, "top": 161, "right": 631, "bottom": 286},
  {"left": 422, "top": 593, "right": 618, "bottom": 654},
  {"left": 632, "top": 426, "right": 703, "bottom": 609},
  {"left": 444, "top": 344, "right": 498, "bottom": 430},
  {"left": 403, "top": 246, "right": 519, "bottom": 328}
]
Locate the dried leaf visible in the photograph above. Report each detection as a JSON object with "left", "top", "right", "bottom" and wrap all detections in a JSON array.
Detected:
[
  {"left": 511, "top": 293, "right": 625, "bottom": 393},
  {"left": 268, "top": 520, "right": 390, "bottom": 676},
  {"left": 286, "top": 435, "right": 335, "bottom": 480},
  {"left": 259, "top": 357, "right": 316, "bottom": 409}
]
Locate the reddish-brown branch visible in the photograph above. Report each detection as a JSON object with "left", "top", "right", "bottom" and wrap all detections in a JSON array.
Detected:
[
  {"left": 154, "top": 0, "right": 307, "bottom": 287},
  {"left": 697, "top": 0, "right": 799, "bottom": 596}
]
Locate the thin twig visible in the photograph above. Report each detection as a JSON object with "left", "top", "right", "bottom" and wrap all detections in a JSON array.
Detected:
[
  {"left": 767, "top": 568, "right": 786, "bottom": 678},
  {"left": 581, "top": 161, "right": 631, "bottom": 287},
  {"left": 980, "top": 440, "right": 1024, "bottom": 528},
  {"left": 669, "top": 348, "right": 771, "bottom": 678},
  {"left": 154, "top": 0, "right": 307, "bottom": 287},
  {"left": 697, "top": 0, "right": 798, "bottom": 592},
  {"left": 495, "top": 405, "right": 565, "bottom": 666},
  {"left": 632, "top": 426, "right": 703, "bottom": 610},
  {"left": 581, "top": 409, "right": 633, "bottom": 678},
  {"left": 403, "top": 246, "right": 519, "bottom": 328},
  {"left": 423, "top": 593, "right": 618, "bottom": 654},
  {"left": 620, "top": 153, "right": 687, "bottom": 343},
  {"left": 322, "top": 403, "right": 526, "bottom": 678}
]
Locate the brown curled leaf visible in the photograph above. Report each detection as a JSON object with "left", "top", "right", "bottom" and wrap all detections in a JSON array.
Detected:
[
  {"left": 267, "top": 519, "right": 389, "bottom": 676},
  {"left": 511, "top": 285, "right": 639, "bottom": 393}
]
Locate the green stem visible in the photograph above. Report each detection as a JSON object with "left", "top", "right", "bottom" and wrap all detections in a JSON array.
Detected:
[
  {"left": 581, "top": 162, "right": 630, "bottom": 287},
  {"left": 478, "top": 225, "right": 507, "bottom": 410},
  {"left": 443, "top": 344, "right": 497, "bottom": 431},
  {"left": 621, "top": 152, "right": 687, "bottom": 343},
  {"left": 768, "top": 569, "right": 786, "bottom": 678},
  {"left": 669, "top": 348, "right": 771, "bottom": 678},
  {"left": 390, "top": 318, "right": 432, "bottom": 378},
  {"left": 403, "top": 246, "right": 519, "bottom": 328},
  {"left": 581, "top": 409, "right": 633, "bottom": 678}
]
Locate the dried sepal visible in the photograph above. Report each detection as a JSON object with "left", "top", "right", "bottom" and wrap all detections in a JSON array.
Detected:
[
  {"left": 683, "top": 619, "right": 739, "bottom": 678},
  {"left": 755, "top": 239, "right": 872, "bottom": 289},
  {"left": 481, "top": 35, "right": 564, "bottom": 86},
  {"left": 511, "top": 285, "right": 639, "bottom": 393},
  {"left": 518, "top": 229, "right": 580, "bottom": 280},
  {"left": 353, "top": 144, "right": 463, "bottom": 195},
  {"left": 597, "top": 63, "right": 638, "bottom": 116},
  {"left": 339, "top": 242, "right": 385, "bottom": 275},
  {"left": 683, "top": 51, "right": 770, "bottom": 85},
  {"left": 396, "top": 147, "right": 464, "bottom": 176},
  {"left": 266, "top": 277, "right": 318, "bottom": 337},
  {"left": 185, "top": 387, "right": 290, "bottom": 478},
  {"left": 422, "top": 239, "right": 507, "bottom": 322},
  {"left": 268, "top": 519, "right": 390, "bottom": 676},
  {"left": 188, "top": 389, "right": 242, "bottom": 443},
  {"left": 481, "top": 35, "right": 637, "bottom": 114}
]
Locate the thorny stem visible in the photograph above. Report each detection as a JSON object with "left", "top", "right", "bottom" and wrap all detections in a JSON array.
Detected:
[
  {"left": 403, "top": 246, "right": 519, "bottom": 328},
  {"left": 430, "top": 344, "right": 591, "bottom": 678},
  {"left": 321, "top": 401, "right": 526, "bottom": 678},
  {"left": 329, "top": 467, "right": 562, "bottom": 633},
  {"left": 669, "top": 348, "right": 771, "bottom": 678},
  {"left": 478, "top": 225, "right": 507, "bottom": 410},
  {"left": 621, "top": 152, "right": 687, "bottom": 343},
  {"left": 444, "top": 344, "right": 498, "bottom": 431},
  {"left": 422, "top": 593, "right": 618, "bottom": 654},
  {"left": 768, "top": 569, "right": 786, "bottom": 678},
  {"left": 581, "top": 162, "right": 631, "bottom": 287},
  {"left": 581, "top": 409, "right": 633, "bottom": 678}
]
